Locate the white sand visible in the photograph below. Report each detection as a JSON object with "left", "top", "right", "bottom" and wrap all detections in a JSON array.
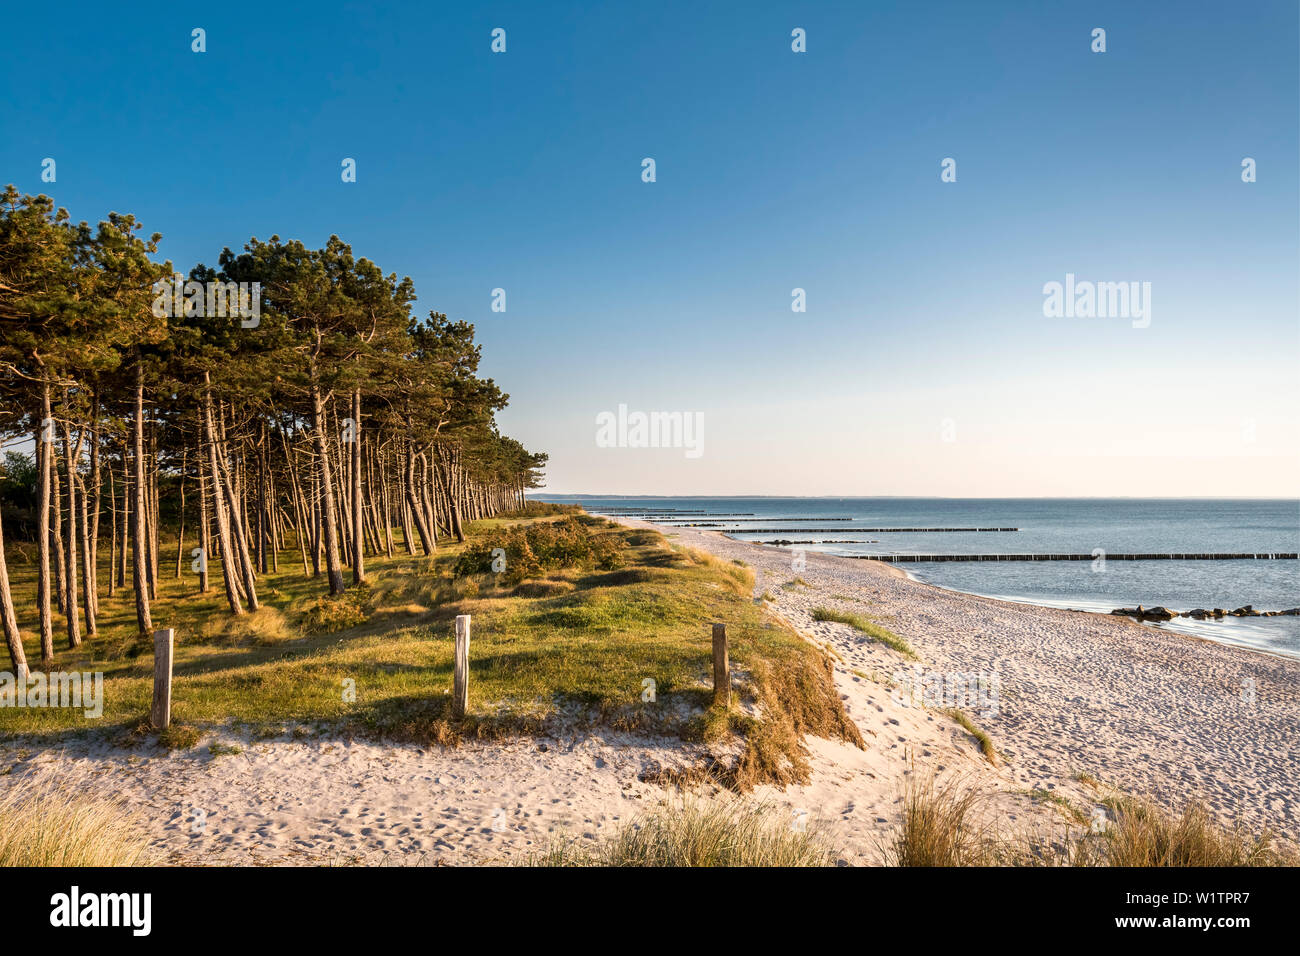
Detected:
[
  {"left": 644, "top": 520, "right": 1300, "bottom": 842},
  {"left": 3, "top": 518, "right": 1292, "bottom": 864}
]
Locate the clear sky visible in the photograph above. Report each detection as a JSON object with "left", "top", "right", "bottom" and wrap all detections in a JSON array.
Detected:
[{"left": 3, "top": 0, "right": 1297, "bottom": 497}]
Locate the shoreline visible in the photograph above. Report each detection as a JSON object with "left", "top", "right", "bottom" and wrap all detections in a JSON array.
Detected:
[
  {"left": 888, "top": 565, "right": 1300, "bottom": 665},
  {"left": 624, "top": 516, "right": 1300, "bottom": 842}
]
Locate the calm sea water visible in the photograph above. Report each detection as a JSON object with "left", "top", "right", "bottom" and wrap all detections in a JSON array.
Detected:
[{"left": 537, "top": 496, "right": 1300, "bottom": 659}]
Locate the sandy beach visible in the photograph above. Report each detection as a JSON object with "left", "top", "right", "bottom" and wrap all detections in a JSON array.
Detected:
[
  {"left": 2, "top": 519, "right": 1295, "bottom": 865},
  {"left": 641, "top": 520, "right": 1300, "bottom": 842}
]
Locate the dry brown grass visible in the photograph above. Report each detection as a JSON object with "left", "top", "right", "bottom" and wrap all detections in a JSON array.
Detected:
[
  {"left": 883, "top": 776, "right": 996, "bottom": 866},
  {"left": 1096, "top": 797, "right": 1289, "bottom": 867},
  {"left": 885, "top": 774, "right": 1293, "bottom": 867},
  {"left": 0, "top": 778, "right": 155, "bottom": 866}
]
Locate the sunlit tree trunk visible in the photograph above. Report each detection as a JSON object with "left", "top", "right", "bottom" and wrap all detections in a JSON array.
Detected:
[
  {"left": 132, "top": 361, "right": 153, "bottom": 633},
  {"left": 351, "top": 388, "right": 364, "bottom": 584},
  {"left": 36, "top": 382, "right": 54, "bottom": 662},
  {"left": 0, "top": 504, "right": 28, "bottom": 679},
  {"left": 311, "top": 383, "right": 345, "bottom": 594}
]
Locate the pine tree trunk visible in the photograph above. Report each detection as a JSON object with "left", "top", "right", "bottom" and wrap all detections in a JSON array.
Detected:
[
  {"left": 175, "top": 448, "right": 187, "bottom": 578},
  {"left": 52, "top": 450, "right": 65, "bottom": 615},
  {"left": 197, "top": 436, "right": 211, "bottom": 593},
  {"left": 203, "top": 383, "right": 244, "bottom": 615},
  {"left": 60, "top": 410, "right": 82, "bottom": 649},
  {"left": 107, "top": 463, "right": 117, "bottom": 599},
  {"left": 36, "top": 383, "right": 54, "bottom": 662},
  {"left": 132, "top": 361, "right": 153, "bottom": 633},
  {"left": 88, "top": 388, "right": 102, "bottom": 618},
  {"left": 311, "top": 384, "right": 346, "bottom": 594},
  {"left": 404, "top": 435, "right": 434, "bottom": 555},
  {"left": 0, "top": 503, "right": 28, "bottom": 680},
  {"left": 351, "top": 388, "right": 364, "bottom": 584},
  {"left": 212, "top": 396, "right": 260, "bottom": 609},
  {"left": 117, "top": 450, "right": 128, "bottom": 589},
  {"left": 77, "top": 469, "right": 95, "bottom": 638}
]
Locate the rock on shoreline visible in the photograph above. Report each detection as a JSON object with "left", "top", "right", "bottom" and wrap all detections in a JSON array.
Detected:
[{"left": 1110, "top": 604, "right": 1300, "bottom": 621}]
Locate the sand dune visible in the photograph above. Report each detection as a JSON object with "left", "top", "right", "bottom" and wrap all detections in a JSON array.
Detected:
[{"left": 4, "top": 518, "right": 1291, "bottom": 865}]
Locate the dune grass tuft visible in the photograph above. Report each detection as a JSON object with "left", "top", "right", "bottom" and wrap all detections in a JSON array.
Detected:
[
  {"left": 886, "top": 776, "right": 1293, "bottom": 867},
  {"left": 944, "top": 708, "right": 997, "bottom": 764},
  {"left": 0, "top": 780, "right": 155, "bottom": 866},
  {"left": 883, "top": 776, "right": 993, "bottom": 866},
  {"left": 811, "top": 606, "right": 916, "bottom": 659},
  {"left": 1097, "top": 797, "right": 1286, "bottom": 867},
  {"left": 536, "top": 799, "right": 837, "bottom": 867}
]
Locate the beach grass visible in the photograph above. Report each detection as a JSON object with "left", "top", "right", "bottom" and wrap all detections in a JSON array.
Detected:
[
  {"left": 533, "top": 798, "right": 837, "bottom": 867},
  {"left": 1095, "top": 796, "right": 1287, "bottom": 867},
  {"left": 883, "top": 776, "right": 993, "bottom": 866},
  {"left": 0, "top": 779, "right": 154, "bottom": 866},
  {"left": 887, "top": 776, "right": 1293, "bottom": 867},
  {"left": 944, "top": 707, "right": 998, "bottom": 764},
  {"left": 0, "top": 513, "right": 859, "bottom": 790},
  {"left": 811, "top": 606, "right": 917, "bottom": 659}
]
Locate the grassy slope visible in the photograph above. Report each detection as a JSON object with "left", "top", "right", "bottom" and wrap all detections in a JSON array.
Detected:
[{"left": 0, "top": 512, "right": 860, "bottom": 790}]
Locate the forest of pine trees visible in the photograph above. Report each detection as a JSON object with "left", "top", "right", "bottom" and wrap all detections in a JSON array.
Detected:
[{"left": 0, "top": 186, "right": 547, "bottom": 677}]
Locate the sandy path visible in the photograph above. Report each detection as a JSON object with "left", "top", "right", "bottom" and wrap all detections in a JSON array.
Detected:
[{"left": 1, "top": 729, "right": 718, "bottom": 865}]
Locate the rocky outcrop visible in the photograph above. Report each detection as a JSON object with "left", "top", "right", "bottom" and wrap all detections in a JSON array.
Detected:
[
  {"left": 1110, "top": 604, "right": 1294, "bottom": 621},
  {"left": 1111, "top": 605, "right": 1173, "bottom": 621}
]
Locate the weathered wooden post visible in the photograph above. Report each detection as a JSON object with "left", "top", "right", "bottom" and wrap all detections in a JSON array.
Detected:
[
  {"left": 453, "top": 614, "right": 470, "bottom": 718},
  {"left": 712, "top": 622, "right": 729, "bottom": 707},
  {"left": 151, "top": 628, "right": 174, "bottom": 729}
]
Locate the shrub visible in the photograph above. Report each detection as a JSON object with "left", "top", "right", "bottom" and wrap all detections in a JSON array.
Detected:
[
  {"left": 299, "top": 587, "right": 371, "bottom": 635},
  {"left": 455, "top": 517, "right": 626, "bottom": 585}
]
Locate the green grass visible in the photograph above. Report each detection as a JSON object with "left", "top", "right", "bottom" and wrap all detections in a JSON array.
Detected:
[
  {"left": 1, "top": 513, "right": 861, "bottom": 791},
  {"left": 944, "top": 708, "right": 997, "bottom": 764},
  {"left": 810, "top": 606, "right": 916, "bottom": 659}
]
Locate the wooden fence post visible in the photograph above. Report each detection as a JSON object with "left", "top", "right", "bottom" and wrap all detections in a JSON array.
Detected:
[
  {"left": 712, "top": 622, "right": 729, "bottom": 707},
  {"left": 453, "top": 614, "right": 470, "bottom": 718},
  {"left": 151, "top": 627, "right": 174, "bottom": 729}
]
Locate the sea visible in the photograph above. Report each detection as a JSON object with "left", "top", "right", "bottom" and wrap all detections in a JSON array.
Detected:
[{"left": 534, "top": 496, "right": 1300, "bottom": 660}]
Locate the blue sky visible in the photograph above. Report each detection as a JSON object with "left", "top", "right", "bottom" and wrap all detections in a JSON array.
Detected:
[{"left": 3, "top": 0, "right": 1297, "bottom": 495}]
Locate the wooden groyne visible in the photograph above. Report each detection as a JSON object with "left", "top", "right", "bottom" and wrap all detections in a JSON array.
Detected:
[
  {"left": 591, "top": 510, "right": 755, "bottom": 516},
  {"left": 850, "top": 552, "right": 1298, "bottom": 563},
  {"left": 762, "top": 539, "right": 880, "bottom": 544},
  {"left": 690, "top": 526, "right": 1021, "bottom": 533},
  {"left": 659, "top": 517, "right": 856, "bottom": 522}
]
